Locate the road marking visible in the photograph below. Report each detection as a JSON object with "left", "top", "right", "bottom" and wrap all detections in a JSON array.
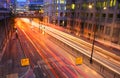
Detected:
[{"left": 43, "top": 73, "right": 46, "bottom": 76}]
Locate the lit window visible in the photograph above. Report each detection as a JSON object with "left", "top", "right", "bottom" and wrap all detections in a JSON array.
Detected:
[
  {"left": 60, "top": 0, "right": 64, "bottom": 4},
  {"left": 57, "top": 7, "right": 59, "bottom": 10},
  {"left": 57, "top": 0, "right": 59, "bottom": 3},
  {"left": 110, "top": 0, "right": 116, "bottom": 7},
  {"left": 71, "top": 4, "right": 75, "bottom": 9},
  {"left": 56, "top": 12, "right": 58, "bottom": 16},
  {"left": 64, "top": 6, "right": 66, "bottom": 10}
]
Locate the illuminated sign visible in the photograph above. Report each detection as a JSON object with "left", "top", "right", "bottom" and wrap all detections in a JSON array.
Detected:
[
  {"left": 76, "top": 57, "right": 83, "bottom": 65},
  {"left": 21, "top": 58, "right": 30, "bottom": 66}
]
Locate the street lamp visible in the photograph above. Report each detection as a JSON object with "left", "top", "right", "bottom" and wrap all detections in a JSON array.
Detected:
[
  {"left": 88, "top": 2, "right": 107, "bottom": 64},
  {"left": 90, "top": 26, "right": 96, "bottom": 64},
  {"left": 88, "top": 4, "right": 95, "bottom": 64}
]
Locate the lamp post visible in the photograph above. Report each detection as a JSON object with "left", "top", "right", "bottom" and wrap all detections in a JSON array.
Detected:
[
  {"left": 88, "top": 2, "right": 107, "bottom": 64},
  {"left": 88, "top": 3, "right": 99, "bottom": 64},
  {"left": 90, "top": 26, "right": 96, "bottom": 64},
  {"left": 88, "top": 4, "right": 96, "bottom": 64}
]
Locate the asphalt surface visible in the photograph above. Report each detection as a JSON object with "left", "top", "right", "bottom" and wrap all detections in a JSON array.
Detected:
[{"left": 0, "top": 32, "right": 29, "bottom": 78}]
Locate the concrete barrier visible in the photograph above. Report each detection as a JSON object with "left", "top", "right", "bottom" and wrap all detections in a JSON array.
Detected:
[{"left": 48, "top": 34, "right": 120, "bottom": 78}]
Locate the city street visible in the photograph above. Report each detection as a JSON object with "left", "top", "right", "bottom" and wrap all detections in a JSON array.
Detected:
[
  {"left": 0, "top": 18, "right": 103, "bottom": 78},
  {"left": 0, "top": 0, "right": 120, "bottom": 78}
]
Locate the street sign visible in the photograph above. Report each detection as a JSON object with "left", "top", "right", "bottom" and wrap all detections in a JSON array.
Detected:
[
  {"left": 21, "top": 58, "right": 30, "bottom": 66},
  {"left": 76, "top": 57, "right": 83, "bottom": 65}
]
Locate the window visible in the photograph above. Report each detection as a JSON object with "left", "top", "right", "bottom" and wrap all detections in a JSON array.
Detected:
[
  {"left": 60, "top": 6, "right": 66, "bottom": 10},
  {"left": 71, "top": 4, "right": 75, "bottom": 9},
  {"left": 56, "top": 6, "right": 59, "bottom": 10},
  {"left": 88, "top": 23, "right": 92, "bottom": 30},
  {"left": 105, "top": 27, "right": 111, "bottom": 35},
  {"left": 96, "top": 2, "right": 102, "bottom": 8},
  {"left": 60, "top": 0, "right": 65, "bottom": 4},
  {"left": 82, "top": 3, "right": 87, "bottom": 9},
  {"left": 86, "top": 13, "right": 89, "bottom": 18},
  {"left": 99, "top": 25, "right": 104, "bottom": 33},
  {"left": 102, "top": 1, "right": 107, "bottom": 8},
  {"left": 102, "top": 13, "right": 106, "bottom": 18},
  {"left": 118, "top": 3, "right": 120, "bottom": 9},
  {"left": 90, "top": 13, "right": 93, "bottom": 18},
  {"left": 108, "top": 13, "right": 113, "bottom": 19},
  {"left": 60, "top": 12, "right": 63, "bottom": 17},
  {"left": 64, "top": 6, "right": 66, "bottom": 10},
  {"left": 112, "top": 28, "right": 120, "bottom": 37},
  {"left": 77, "top": 12, "right": 79, "bottom": 17},
  {"left": 95, "top": 13, "right": 100, "bottom": 18},
  {"left": 71, "top": 12, "right": 74, "bottom": 17},
  {"left": 65, "top": 12, "right": 67, "bottom": 16},
  {"left": 57, "top": 0, "right": 59, "bottom": 3},
  {"left": 56, "top": 12, "right": 58, "bottom": 16},
  {"left": 109, "top": 0, "right": 116, "bottom": 7},
  {"left": 117, "top": 14, "right": 120, "bottom": 18}
]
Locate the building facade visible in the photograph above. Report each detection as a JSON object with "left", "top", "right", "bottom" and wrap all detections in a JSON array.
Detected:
[
  {"left": 43, "top": 0, "right": 120, "bottom": 45},
  {"left": 0, "top": 0, "right": 14, "bottom": 53},
  {"left": 66, "top": 0, "right": 120, "bottom": 45},
  {"left": 43, "top": 0, "right": 67, "bottom": 26}
]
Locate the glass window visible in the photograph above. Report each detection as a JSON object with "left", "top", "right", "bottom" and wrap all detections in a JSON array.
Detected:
[
  {"left": 102, "top": 1, "right": 107, "bottom": 7},
  {"left": 60, "top": 0, "right": 64, "bottom": 4},
  {"left": 71, "top": 4, "right": 75, "bottom": 9},
  {"left": 60, "top": 12, "right": 63, "bottom": 17},
  {"left": 95, "top": 13, "right": 100, "bottom": 18},
  {"left": 61, "top": 6, "right": 65, "bottom": 10},
  {"left": 118, "top": 3, "right": 120, "bottom": 9},
  {"left": 57, "top": 6, "right": 59, "bottom": 10},
  {"left": 108, "top": 13, "right": 113, "bottom": 18},
  {"left": 82, "top": 3, "right": 87, "bottom": 9},
  {"left": 56, "top": 12, "right": 58, "bottom": 16},
  {"left": 90, "top": 13, "right": 93, "bottom": 18},
  {"left": 88, "top": 23, "right": 92, "bottom": 30},
  {"left": 109, "top": 0, "right": 116, "bottom": 7},
  {"left": 57, "top": 0, "right": 59, "bottom": 3},
  {"left": 100, "top": 25, "right": 104, "bottom": 33},
  {"left": 102, "top": 13, "right": 106, "bottom": 18},
  {"left": 105, "top": 27, "right": 111, "bottom": 35},
  {"left": 96, "top": 1, "right": 102, "bottom": 8},
  {"left": 117, "top": 14, "right": 120, "bottom": 18},
  {"left": 112, "top": 28, "right": 120, "bottom": 37}
]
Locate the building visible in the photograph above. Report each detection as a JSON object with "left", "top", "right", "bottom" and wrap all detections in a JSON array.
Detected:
[
  {"left": 0, "top": 0, "right": 11, "bottom": 20},
  {"left": 43, "top": 0, "right": 120, "bottom": 45},
  {"left": 66, "top": 0, "right": 120, "bottom": 45},
  {"left": 15, "top": 0, "right": 29, "bottom": 13},
  {"left": 0, "top": 0, "right": 14, "bottom": 53},
  {"left": 43, "top": 0, "right": 67, "bottom": 26}
]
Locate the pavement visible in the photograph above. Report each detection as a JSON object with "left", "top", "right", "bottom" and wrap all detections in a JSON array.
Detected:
[
  {"left": 47, "top": 23, "right": 120, "bottom": 56},
  {"left": 0, "top": 32, "right": 33, "bottom": 78},
  {"left": 0, "top": 20, "right": 119, "bottom": 78}
]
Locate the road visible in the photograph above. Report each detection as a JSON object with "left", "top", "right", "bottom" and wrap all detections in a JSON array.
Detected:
[
  {"left": 14, "top": 18, "right": 103, "bottom": 78},
  {"left": 20, "top": 18, "right": 120, "bottom": 73}
]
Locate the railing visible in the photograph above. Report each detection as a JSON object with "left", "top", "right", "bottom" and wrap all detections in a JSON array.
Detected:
[{"left": 15, "top": 14, "right": 43, "bottom": 18}]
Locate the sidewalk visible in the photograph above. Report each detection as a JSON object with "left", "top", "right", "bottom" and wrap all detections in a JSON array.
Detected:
[
  {"left": 0, "top": 32, "right": 29, "bottom": 78},
  {"left": 79, "top": 35, "right": 120, "bottom": 56},
  {"left": 47, "top": 23, "right": 120, "bottom": 56}
]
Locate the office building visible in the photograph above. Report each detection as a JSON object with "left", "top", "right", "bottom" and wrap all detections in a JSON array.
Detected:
[
  {"left": 43, "top": 0, "right": 67, "bottom": 26},
  {"left": 44, "top": 0, "right": 120, "bottom": 45}
]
